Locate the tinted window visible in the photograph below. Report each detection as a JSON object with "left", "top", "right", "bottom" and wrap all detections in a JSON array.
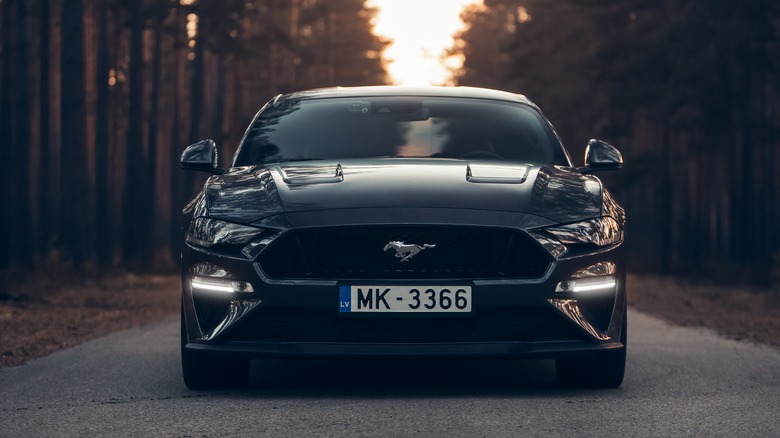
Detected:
[{"left": 234, "top": 97, "right": 568, "bottom": 166}]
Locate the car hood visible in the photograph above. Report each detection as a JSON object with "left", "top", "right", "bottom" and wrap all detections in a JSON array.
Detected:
[{"left": 193, "top": 159, "right": 604, "bottom": 228}]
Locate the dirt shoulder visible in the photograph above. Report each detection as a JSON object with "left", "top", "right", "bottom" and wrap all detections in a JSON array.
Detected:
[
  {"left": 0, "top": 273, "right": 180, "bottom": 368},
  {"left": 628, "top": 274, "right": 780, "bottom": 347},
  {"left": 0, "top": 272, "right": 778, "bottom": 368}
]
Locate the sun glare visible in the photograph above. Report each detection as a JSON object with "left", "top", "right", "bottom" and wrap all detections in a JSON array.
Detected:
[{"left": 368, "top": 0, "right": 483, "bottom": 86}]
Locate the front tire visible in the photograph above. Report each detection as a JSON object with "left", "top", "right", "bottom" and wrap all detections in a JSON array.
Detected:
[{"left": 181, "top": 310, "right": 250, "bottom": 390}]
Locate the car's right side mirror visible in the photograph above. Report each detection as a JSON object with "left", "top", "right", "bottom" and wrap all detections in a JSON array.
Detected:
[{"left": 580, "top": 139, "right": 623, "bottom": 173}]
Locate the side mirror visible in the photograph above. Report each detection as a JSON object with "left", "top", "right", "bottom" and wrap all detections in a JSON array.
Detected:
[
  {"left": 181, "top": 139, "right": 224, "bottom": 174},
  {"left": 581, "top": 139, "right": 623, "bottom": 173}
]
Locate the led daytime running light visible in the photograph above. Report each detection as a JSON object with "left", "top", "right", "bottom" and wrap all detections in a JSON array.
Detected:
[
  {"left": 191, "top": 276, "right": 254, "bottom": 294},
  {"left": 555, "top": 276, "right": 616, "bottom": 293}
]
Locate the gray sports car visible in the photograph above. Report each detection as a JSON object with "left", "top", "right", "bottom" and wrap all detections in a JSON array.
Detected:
[{"left": 180, "top": 86, "right": 626, "bottom": 389}]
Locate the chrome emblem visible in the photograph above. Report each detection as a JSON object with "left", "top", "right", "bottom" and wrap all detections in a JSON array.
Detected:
[{"left": 383, "top": 241, "right": 436, "bottom": 262}]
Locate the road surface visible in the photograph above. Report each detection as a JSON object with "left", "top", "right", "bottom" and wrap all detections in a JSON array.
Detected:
[{"left": 1, "top": 310, "right": 778, "bottom": 437}]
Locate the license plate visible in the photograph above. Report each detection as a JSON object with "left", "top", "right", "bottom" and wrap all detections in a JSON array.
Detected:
[{"left": 339, "top": 285, "right": 472, "bottom": 313}]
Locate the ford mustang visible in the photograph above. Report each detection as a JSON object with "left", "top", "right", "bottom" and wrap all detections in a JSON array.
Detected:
[{"left": 179, "top": 86, "right": 626, "bottom": 389}]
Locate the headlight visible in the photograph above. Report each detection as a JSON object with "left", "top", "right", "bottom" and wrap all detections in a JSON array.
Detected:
[
  {"left": 186, "top": 218, "right": 265, "bottom": 248},
  {"left": 545, "top": 216, "right": 623, "bottom": 247}
]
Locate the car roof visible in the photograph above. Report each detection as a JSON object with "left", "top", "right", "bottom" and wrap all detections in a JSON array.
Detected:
[{"left": 275, "top": 86, "right": 534, "bottom": 106}]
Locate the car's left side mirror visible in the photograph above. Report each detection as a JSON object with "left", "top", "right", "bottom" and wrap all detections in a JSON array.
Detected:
[
  {"left": 580, "top": 139, "right": 623, "bottom": 173},
  {"left": 181, "top": 139, "right": 225, "bottom": 175}
]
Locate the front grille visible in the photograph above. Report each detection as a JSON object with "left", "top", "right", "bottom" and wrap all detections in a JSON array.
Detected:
[{"left": 258, "top": 226, "right": 551, "bottom": 280}]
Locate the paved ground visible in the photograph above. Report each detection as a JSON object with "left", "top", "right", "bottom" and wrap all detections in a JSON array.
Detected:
[{"left": 1, "top": 309, "right": 778, "bottom": 437}]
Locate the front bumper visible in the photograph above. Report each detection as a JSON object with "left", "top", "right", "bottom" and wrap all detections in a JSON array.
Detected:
[{"left": 181, "top": 241, "right": 627, "bottom": 359}]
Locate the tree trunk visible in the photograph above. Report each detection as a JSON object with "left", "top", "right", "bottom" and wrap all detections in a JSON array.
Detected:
[
  {"left": 145, "top": 14, "right": 162, "bottom": 267},
  {"left": 170, "top": 7, "right": 185, "bottom": 261},
  {"left": 60, "top": 0, "right": 90, "bottom": 265},
  {"left": 11, "top": 0, "right": 32, "bottom": 265},
  {"left": 325, "top": 9, "right": 335, "bottom": 84},
  {"left": 39, "top": 0, "right": 52, "bottom": 262},
  {"left": 122, "top": 0, "right": 145, "bottom": 265},
  {"left": 0, "top": 0, "right": 14, "bottom": 267},
  {"left": 188, "top": 30, "right": 204, "bottom": 146},
  {"left": 184, "top": 13, "right": 204, "bottom": 202},
  {"left": 95, "top": 0, "right": 111, "bottom": 264},
  {"left": 211, "top": 52, "right": 226, "bottom": 150},
  {"left": 287, "top": 0, "right": 299, "bottom": 85},
  {"left": 267, "top": 0, "right": 278, "bottom": 96}
]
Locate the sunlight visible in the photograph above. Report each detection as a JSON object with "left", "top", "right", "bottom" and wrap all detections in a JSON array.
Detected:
[{"left": 368, "top": 0, "right": 483, "bottom": 86}]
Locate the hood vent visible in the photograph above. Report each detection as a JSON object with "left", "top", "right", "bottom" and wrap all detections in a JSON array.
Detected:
[
  {"left": 279, "top": 163, "right": 344, "bottom": 185},
  {"left": 466, "top": 164, "right": 530, "bottom": 184}
]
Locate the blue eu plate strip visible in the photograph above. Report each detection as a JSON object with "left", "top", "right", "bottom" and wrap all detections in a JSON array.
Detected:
[{"left": 339, "top": 286, "right": 351, "bottom": 312}]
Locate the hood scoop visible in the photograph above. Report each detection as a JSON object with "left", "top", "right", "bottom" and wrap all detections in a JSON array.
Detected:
[
  {"left": 278, "top": 163, "right": 344, "bottom": 185},
  {"left": 466, "top": 163, "right": 530, "bottom": 184}
]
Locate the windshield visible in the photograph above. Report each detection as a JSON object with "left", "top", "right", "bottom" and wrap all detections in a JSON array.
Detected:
[{"left": 234, "top": 96, "right": 569, "bottom": 166}]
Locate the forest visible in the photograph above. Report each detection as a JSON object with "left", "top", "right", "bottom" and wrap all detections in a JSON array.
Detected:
[
  {"left": 451, "top": 0, "right": 780, "bottom": 279},
  {"left": 1, "top": 0, "right": 779, "bottom": 283},
  {"left": 0, "top": 0, "right": 388, "bottom": 271}
]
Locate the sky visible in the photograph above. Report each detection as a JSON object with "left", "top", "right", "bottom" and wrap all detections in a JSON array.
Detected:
[{"left": 367, "top": 0, "right": 483, "bottom": 86}]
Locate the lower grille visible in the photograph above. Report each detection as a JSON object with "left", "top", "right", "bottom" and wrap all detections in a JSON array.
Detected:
[
  {"left": 225, "top": 310, "right": 586, "bottom": 343},
  {"left": 334, "top": 318, "right": 475, "bottom": 341},
  {"left": 258, "top": 226, "right": 551, "bottom": 280}
]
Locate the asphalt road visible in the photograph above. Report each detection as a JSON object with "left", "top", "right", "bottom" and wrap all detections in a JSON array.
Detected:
[{"left": 1, "top": 310, "right": 779, "bottom": 437}]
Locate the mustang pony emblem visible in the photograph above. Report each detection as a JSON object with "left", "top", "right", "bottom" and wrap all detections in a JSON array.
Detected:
[{"left": 383, "top": 241, "right": 436, "bottom": 262}]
